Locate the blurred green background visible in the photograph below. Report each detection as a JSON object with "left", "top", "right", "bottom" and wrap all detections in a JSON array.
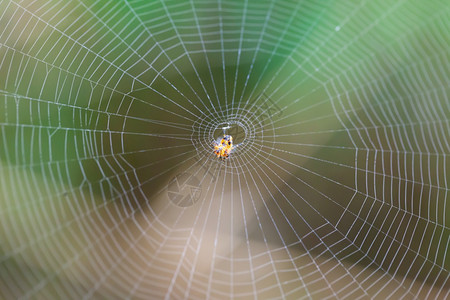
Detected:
[{"left": 0, "top": 0, "right": 448, "bottom": 299}]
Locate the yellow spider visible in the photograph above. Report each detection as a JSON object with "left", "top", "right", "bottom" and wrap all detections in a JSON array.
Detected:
[{"left": 213, "top": 135, "right": 234, "bottom": 160}]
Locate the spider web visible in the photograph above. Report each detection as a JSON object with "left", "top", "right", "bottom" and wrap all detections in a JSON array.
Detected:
[{"left": 0, "top": 0, "right": 449, "bottom": 299}]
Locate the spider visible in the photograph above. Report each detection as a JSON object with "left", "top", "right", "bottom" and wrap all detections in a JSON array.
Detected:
[{"left": 213, "top": 134, "right": 234, "bottom": 160}]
